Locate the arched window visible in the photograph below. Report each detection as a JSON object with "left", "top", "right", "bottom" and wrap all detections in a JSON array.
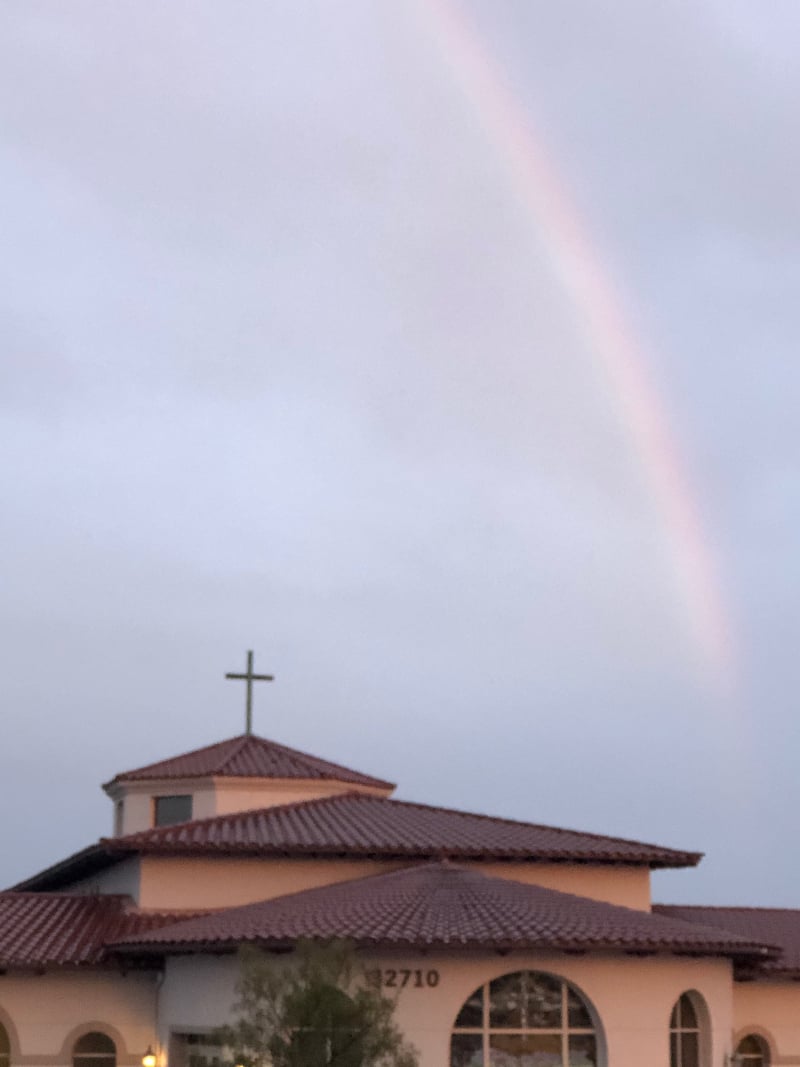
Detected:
[
  {"left": 73, "top": 1033, "right": 116, "bottom": 1067},
  {"left": 670, "top": 993, "right": 703, "bottom": 1067},
  {"left": 736, "top": 1035, "right": 770, "bottom": 1067},
  {"left": 0, "top": 1023, "right": 9, "bottom": 1067},
  {"left": 451, "top": 970, "right": 599, "bottom": 1066}
]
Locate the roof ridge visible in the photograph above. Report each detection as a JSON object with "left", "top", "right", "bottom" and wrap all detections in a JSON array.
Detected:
[
  {"left": 216, "top": 735, "right": 252, "bottom": 774},
  {"left": 105, "top": 733, "right": 395, "bottom": 790},
  {"left": 241, "top": 735, "right": 395, "bottom": 788},
  {"left": 103, "top": 735, "right": 244, "bottom": 787}
]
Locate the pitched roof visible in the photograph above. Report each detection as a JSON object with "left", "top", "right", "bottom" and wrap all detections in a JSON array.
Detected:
[
  {"left": 110, "top": 792, "right": 700, "bottom": 866},
  {"left": 655, "top": 905, "right": 800, "bottom": 975},
  {"left": 104, "top": 734, "right": 394, "bottom": 791},
  {"left": 111, "top": 863, "right": 776, "bottom": 960},
  {"left": 0, "top": 893, "right": 202, "bottom": 967},
  {"left": 13, "top": 793, "right": 702, "bottom": 892}
]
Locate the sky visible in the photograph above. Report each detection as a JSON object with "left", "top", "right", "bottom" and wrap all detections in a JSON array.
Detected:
[{"left": 2, "top": 1, "right": 800, "bottom": 903}]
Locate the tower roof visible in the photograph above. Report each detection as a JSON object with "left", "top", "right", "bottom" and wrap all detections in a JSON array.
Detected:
[{"left": 103, "top": 734, "right": 395, "bottom": 792}]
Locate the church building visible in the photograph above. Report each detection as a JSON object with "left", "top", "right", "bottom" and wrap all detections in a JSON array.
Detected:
[{"left": 2, "top": 663, "right": 799, "bottom": 1067}]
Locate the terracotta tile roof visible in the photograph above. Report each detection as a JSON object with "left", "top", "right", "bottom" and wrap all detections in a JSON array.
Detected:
[
  {"left": 105, "top": 735, "right": 394, "bottom": 791},
  {"left": 105, "top": 793, "right": 702, "bottom": 868},
  {"left": 112, "top": 863, "right": 776, "bottom": 960},
  {"left": 655, "top": 905, "right": 800, "bottom": 974},
  {"left": 0, "top": 893, "right": 202, "bottom": 967}
]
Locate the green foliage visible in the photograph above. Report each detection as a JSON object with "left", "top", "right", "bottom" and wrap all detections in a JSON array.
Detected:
[{"left": 216, "top": 941, "right": 418, "bottom": 1067}]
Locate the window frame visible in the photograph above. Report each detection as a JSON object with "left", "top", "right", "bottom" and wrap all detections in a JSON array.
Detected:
[
  {"left": 450, "top": 969, "right": 601, "bottom": 1066},
  {"left": 669, "top": 991, "right": 709, "bottom": 1067},
  {"left": 72, "top": 1030, "right": 117, "bottom": 1067},
  {"left": 735, "top": 1033, "right": 770, "bottom": 1067},
  {"left": 153, "top": 794, "right": 193, "bottom": 828},
  {"left": 0, "top": 1021, "right": 10, "bottom": 1067}
]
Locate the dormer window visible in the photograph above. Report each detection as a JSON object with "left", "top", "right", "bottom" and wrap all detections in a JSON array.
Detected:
[{"left": 154, "top": 794, "right": 193, "bottom": 827}]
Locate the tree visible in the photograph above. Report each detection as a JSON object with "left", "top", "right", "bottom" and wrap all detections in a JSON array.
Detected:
[{"left": 216, "top": 941, "right": 419, "bottom": 1067}]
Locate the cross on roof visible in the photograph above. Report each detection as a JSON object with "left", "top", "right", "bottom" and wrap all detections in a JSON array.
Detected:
[{"left": 225, "top": 650, "right": 274, "bottom": 735}]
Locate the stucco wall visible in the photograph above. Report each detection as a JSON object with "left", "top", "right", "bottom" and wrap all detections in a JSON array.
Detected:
[
  {"left": 733, "top": 980, "right": 800, "bottom": 1065},
  {"left": 210, "top": 778, "right": 391, "bottom": 815},
  {"left": 137, "top": 856, "right": 651, "bottom": 911},
  {"left": 137, "top": 856, "right": 407, "bottom": 909},
  {"left": 158, "top": 950, "right": 733, "bottom": 1067},
  {"left": 0, "top": 969, "right": 156, "bottom": 1067},
  {"left": 477, "top": 862, "right": 651, "bottom": 910},
  {"left": 69, "top": 858, "right": 141, "bottom": 900},
  {"left": 109, "top": 777, "right": 393, "bottom": 836}
]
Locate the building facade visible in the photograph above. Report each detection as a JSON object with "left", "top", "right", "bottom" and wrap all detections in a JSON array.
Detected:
[{"left": 1, "top": 732, "right": 798, "bottom": 1067}]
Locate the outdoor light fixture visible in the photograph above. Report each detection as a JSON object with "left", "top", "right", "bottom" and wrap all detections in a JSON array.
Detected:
[{"left": 141, "top": 1046, "right": 156, "bottom": 1067}]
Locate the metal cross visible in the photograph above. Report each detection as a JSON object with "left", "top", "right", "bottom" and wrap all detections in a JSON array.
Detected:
[{"left": 225, "top": 650, "right": 274, "bottom": 735}]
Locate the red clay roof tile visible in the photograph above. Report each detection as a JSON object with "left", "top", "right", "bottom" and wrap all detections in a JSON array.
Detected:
[
  {"left": 0, "top": 893, "right": 203, "bottom": 967},
  {"left": 105, "top": 735, "right": 394, "bottom": 791},
  {"left": 106, "top": 793, "right": 701, "bottom": 867},
  {"left": 654, "top": 905, "right": 800, "bottom": 974},
  {"left": 13, "top": 794, "right": 702, "bottom": 893},
  {"left": 112, "top": 863, "right": 776, "bottom": 959}
]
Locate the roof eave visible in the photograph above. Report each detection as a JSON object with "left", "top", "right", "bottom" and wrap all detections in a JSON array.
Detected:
[
  {"left": 109, "top": 936, "right": 775, "bottom": 960},
  {"left": 7, "top": 843, "right": 132, "bottom": 892}
]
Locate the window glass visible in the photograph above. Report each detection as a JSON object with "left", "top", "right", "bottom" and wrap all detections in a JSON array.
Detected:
[
  {"left": 489, "top": 972, "right": 562, "bottom": 1029},
  {"left": 567, "top": 988, "right": 593, "bottom": 1029},
  {"left": 568, "top": 1034, "right": 598, "bottom": 1066},
  {"left": 736, "top": 1034, "right": 769, "bottom": 1066},
  {"left": 154, "top": 795, "right": 193, "bottom": 827},
  {"left": 170, "top": 1033, "right": 222, "bottom": 1067},
  {"left": 489, "top": 1033, "right": 560, "bottom": 1065},
  {"left": 73, "top": 1031, "right": 116, "bottom": 1067},
  {"left": 450, "top": 1033, "right": 483, "bottom": 1067},
  {"left": 669, "top": 993, "right": 704, "bottom": 1067},
  {"left": 679, "top": 996, "right": 698, "bottom": 1030},
  {"left": 455, "top": 986, "right": 484, "bottom": 1029},
  {"left": 452, "top": 972, "right": 598, "bottom": 1067}
]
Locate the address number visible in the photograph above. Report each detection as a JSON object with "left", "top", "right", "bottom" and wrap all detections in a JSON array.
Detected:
[{"left": 366, "top": 968, "right": 440, "bottom": 990}]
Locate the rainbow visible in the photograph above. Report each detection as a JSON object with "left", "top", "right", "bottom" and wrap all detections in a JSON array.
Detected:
[{"left": 415, "top": 0, "right": 737, "bottom": 697}]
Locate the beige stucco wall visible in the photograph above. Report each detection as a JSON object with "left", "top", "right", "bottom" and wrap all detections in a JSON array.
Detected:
[
  {"left": 0, "top": 969, "right": 156, "bottom": 1067},
  {"left": 733, "top": 980, "right": 800, "bottom": 1065},
  {"left": 137, "top": 856, "right": 408, "bottom": 909},
  {"left": 477, "top": 862, "right": 651, "bottom": 910},
  {"left": 136, "top": 855, "right": 651, "bottom": 912},
  {"left": 108, "top": 777, "right": 393, "bottom": 836},
  {"left": 211, "top": 777, "right": 391, "bottom": 815},
  {"left": 158, "top": 950, "right": 733, "bottom": 1067}
]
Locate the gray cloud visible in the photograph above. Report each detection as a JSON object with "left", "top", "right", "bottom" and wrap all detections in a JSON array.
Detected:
[{"left": 1, "top": 1, "right": 798, "bottom": 904}]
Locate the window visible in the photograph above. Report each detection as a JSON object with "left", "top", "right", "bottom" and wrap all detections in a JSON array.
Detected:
[
  {"left": 114, "top": 801, "right": 124, "bottom": 836},
  {"left": 735, "top": 1035, "right": 769, "bottom": 1067},
  {"left": 0, "top": 1022, "right": 9, "bottom": 1067},
  {"left": 451, "top": 970, "right": 599, "bottom": 1066},
  {"left": 154, "top": 795, "right": 193, "bottom": 827},
  {"left": 170, "top": 1033, "right": 223, "bottom": 1067},
  {"left": 73, "top": 1032, "right": 116, "bottom": 1067},
  {"left": 670, "top": 993, "right": 704, "bottom": 1067}
]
